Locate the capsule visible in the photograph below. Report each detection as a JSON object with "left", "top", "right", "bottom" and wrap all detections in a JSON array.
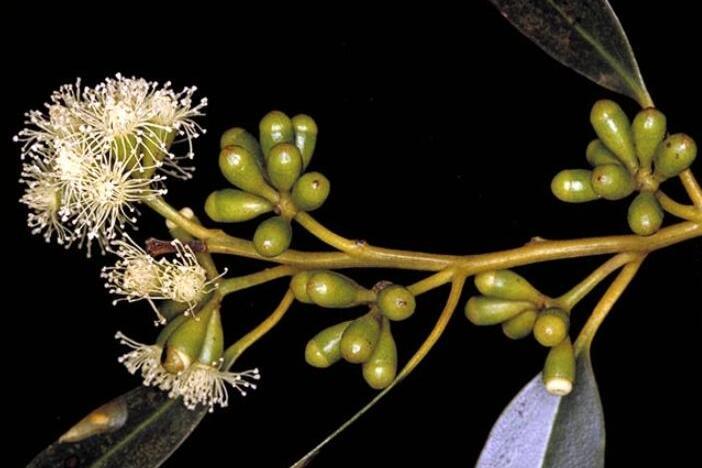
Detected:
[
  {"left": 474, "top": 270, "right": 544, "bottom": 304},
  {"left": 632, "top": 108, "right": 667, "bottom": 171},
  {"left": 362, "top": 317, "right": 398, "bottom": 389},
  {"left": 292, "top": 114, "right": 318, "bottom": 169},
  {"left": 306, "top": 271, "right": 375, "bottom": 308},
  {"left": 533, "top": 308, "right": 570, "bottom": 347},
  {"left": 627, "top": 192, "right": 664, "bottom": 236},
  {"left": 590, "top": 100, "right": 638, "bottom": 172},
  {"left": 253, "top": 216, "right": 292, "bottom": 257},
  {"left": 551, "top": 169, "right": 600, "bottom": 203},
  {"left": 340, "top": 312, "right": 382, "bottom": 364},
  {"left": 291, "top": 270, "right": 317, "bottom": 304},
  {"left": 204, "top": 189, "right": 274, "bottom": 223},
  {"left": 163, "top": 314, "right": 209, "bottom": 373},
  {"left": 377, "top": 285, "right": 416, "bottom": 321},
  {"left": 112, "top": 133, "right": 140, "bottom": 169},
  {"left": 591, "top": 164, "right": 636, "bottom": 200},
  {"left": 653, "top": 133, "right": 697, "bottom": 180},
  {"left": 266, "top": 143, "right": 303, "bottom": 192},
  {"left": 585, "top": 139, "right": 621, "bottom": 167},
  {"left": 464, "top": 296, "right": 534, "bottom": 326},
  {"left": 259, "top": 110, "right": 294, "bottom": 157},
  {"left": 502, "top": 308, "right": 539, "bottom": 340},
  {"left": 305, "top": 320, "right": 352, "bottom": 368},
  {"left": 219, "top": 145, "right": 278, "bottom": 202},
  {"left": 142, "top": 127, "right": 176, "bottom": 174},
  {"left": 292, "top": 172, "right": 331, "bottom": 212},
  {"left": 220, "top": 127, "right": 265, "bottom": 167},
  {"left": 543, "top": 338, "right": 575, "bottom": 396}
]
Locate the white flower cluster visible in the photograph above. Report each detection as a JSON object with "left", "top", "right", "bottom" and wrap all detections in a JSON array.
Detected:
[
  {"left": 15, "top": 75, "right": 207, "bottom": 255},
  {"left": 116, "top": 332, "right": 260, "bottom": 412},
  {"left": 102, "top": 236, "right": 220, "bottom": 324}
]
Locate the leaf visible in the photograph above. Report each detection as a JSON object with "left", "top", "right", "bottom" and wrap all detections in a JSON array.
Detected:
[
  {"left": 489, "top": 0, "right": 653, "bottom": 107},
  {"left": 28, "top": 386, "right": 207, "bottom": 468},
  {"left": 476, "top": 351, "right": 605, "bottom": 468}
]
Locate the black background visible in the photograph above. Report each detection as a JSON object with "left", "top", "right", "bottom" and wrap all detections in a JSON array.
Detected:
[{"left": 3, "top": 2, "right": 701, "bottom": 467}]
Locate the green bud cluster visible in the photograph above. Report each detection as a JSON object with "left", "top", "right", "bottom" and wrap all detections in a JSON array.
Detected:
[
  {"left": 206, "top": 111, "right": 331, "bottom": 257},
  {"left": 551, "top": 100, "right": 697, "bottom": 236}
]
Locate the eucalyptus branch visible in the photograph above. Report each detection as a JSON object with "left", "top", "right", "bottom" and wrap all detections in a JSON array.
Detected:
[
  {"left": 656, "top": 191, "right": 702, "bottom": 222},
  {"left": 679, "top": 169, "right": 702, "bottom": 208}
]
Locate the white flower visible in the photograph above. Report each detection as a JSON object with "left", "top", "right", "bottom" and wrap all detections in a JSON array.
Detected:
[
  {"left": 19, "top": 161, "right": 69, "bottom": 245},
  {"left": 170, "top": 359, "right": 260, "bottom": 412},
  {"left": 116, "top": 333, "right": 260, "bottom": 412},
  {"left": 103, "top": 236, "right": 221, "bottom": 324}
]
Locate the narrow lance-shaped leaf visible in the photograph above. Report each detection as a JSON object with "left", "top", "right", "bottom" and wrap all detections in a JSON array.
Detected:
[
  {"left": 477, "top": 351, "right": 605, "bottom": 468},
  {"left": 28, "top": 386, "right": 207, "bottom": 468},
  {"left": 489, "top": 0, "right": 653, "bottom": 107}
]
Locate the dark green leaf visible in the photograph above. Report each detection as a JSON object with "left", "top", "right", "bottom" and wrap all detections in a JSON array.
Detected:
[
  {"left": 28, "top": 386, "right": 207, "bottom": 468},
  {"left": 489, "top": 0, "right": 652, "bottom": 107},
  {"left": 477, "top": 351, "right": 605, "bottom": 468}
]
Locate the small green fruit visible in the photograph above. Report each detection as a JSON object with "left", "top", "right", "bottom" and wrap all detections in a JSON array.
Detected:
[
  {"left": 585, "top": 139, "right": 621, "bottom": 167},
  {"left": 533, "top": 308, "right": 569, "bottom": 347},
  {"left": 362, "top": 317, "right": 397, "bottom": 389},
  {"left": 632, "top": 108, "right": 667, "bottom": 171},
  {"left": 291, "top": 270, "right": 317, "bottom": 304},
  {"left": 627, "top": 192, "right": 664, "bottom": 236},
  {"left": 551, "top": 169, "right": 600, "bottom": 203},
  {"left": 377, "top": 285, "right": 416, "bottom": 321},
  {"left": 220, "top": 127, "right": 265, "bottom": 167},
  {"left": 543, "top": 337, "right": 575, "bottom": 396},
  {"left": 590, "top": 100, "right": 638, "bottom": 172},
  {"left": 306, "top": 271, "right": 375, "bottom": 308},
  {"left": 292, "top": 114, "right": 318, "bottom": 169},
  {"left": 305, "top": 321, "right": 351, "bottom": 368},
  {"left": 474, "top": 270, "right": 543, "bottom": 304},
  {"left": 259, "top": 111, "right": 294, "bottom": 157},
  {"left": 266, "top": 143, "right": 303, "bottom": 192},
  {"left": 591, "top": 164, "right": 636, "bottom": 200},
  {"left": 219, "top": 145, "right": 278, "bottom": 201},
  {"left": 502, "top": 308, "right": 538, "bottom": 340},
  {"left": 340, "top": 312, "right": 382, "bottom": 364},
  {"left": 653, "top": 133, "right": 697, "bottom": 180},
  {"left": 204, "top": 189, "right": 273, "bottom": 223},
  {"left": 253, "top": 216, "right": 292, "bottom": 257},
  {"left": 464, "top": 296, "right": 534, "bottom": 326},
  {"left": 292, "top": 172, "right": 330, "bottom": 212}
]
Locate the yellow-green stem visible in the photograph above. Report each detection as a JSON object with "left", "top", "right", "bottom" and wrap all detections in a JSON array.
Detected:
[
  {"left": 218, "top": 266, "right": 296, "bottom": 297},
  {"left": 407, "top": 269, "right": 456, "bottom": 295},
  {"left": 656, "top": 191, "right": 702, "bottom": 222},
  {"left": 574, "top": 257, "right": 646, "bottom": 356},
  {"left": 679, "top": 170, "right": 702, "bottom": 209}
]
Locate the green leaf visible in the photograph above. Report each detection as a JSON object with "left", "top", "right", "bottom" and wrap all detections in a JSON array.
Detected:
[
  {"left": 28, "top": 386, "right": 207, "bottom": 468},
  {"left": 477, "top": 351, "right": 605, "bottom": 468},
  {"left": 489, "top": 0, "right": 653, "bottom": 107}
]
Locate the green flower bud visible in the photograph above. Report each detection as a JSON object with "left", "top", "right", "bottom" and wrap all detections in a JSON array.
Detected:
[
  {"left": 197, "top": 308, "right": 224, "bottom": 365},
  {"left": 501, "top": 308, "right": 538, "bottom": 340},
  {"left": 305, "top": 320, "right": 351, "bottom": 368},
  {"left": 292, "top": 172, "right": 330, "bottom": 212},
  {"left": 551, "top": 169, "right": 600, "bottom": 203},
  {"left": 306, "top": 271, "right": 376, "bottom": 308},
  {"left": 543, "top": 337, "right": 575, "bottom": 396},
  {"left": 464, "top": 296, "right": 534, "bottom": 326},
  {"left": 291, "top": 270, "right": 318, "bottom": 304},
  {"left": 653, "top": 133, "right": 697, "bottom": 180},
  {"left": 204, "top": 189, "right": 274, "bottom": 223},
  {"left": 362, "top": 317, "right": 397, "bottom": 389},
  {"left": 259, "top": 110, "right": 294, "bottom": 157},
  {"left": 219, "top": 145, "right": 278, "bottom": 201},
  {"left": 377, "top": 285, "right": 416, "bottom": 321},
  {"left": 591, "top": 164, "right": 636, "bottom": 200},
  {"left": 141, "top": 127, "right": 176, "bottom": 176},
  {"left": 266, "top": 143, "right": 303, "bottom": 192},
  {"left": 474, "top": 270, "right": 544, "bottom": 304},
  {"left": 163, "top": 314, "right": 209, "bottom": 373},
  {"left": 220, "top": 127, "right": 265, "bottom": 167},
  {"left": 632, "top": 108, "right": 667, "bottom": 171},
  {"left": 585, "top": 139, "right": 621, "bottom": 167},
  {"left": 292, "top": 114, "right": 318, "bottom": 169},
  {"left": 253, "top": 216, "right": 292, "bottom": 257},
  {"left": 340, "top": 311, "right": 382, "bottom": 364},
  {"left": 627, "top": 192, "right": 664, "bottom": 236},
  {"left": 533, "top": 308, "right": 569, "bottom": 347},
  {"left": 590, "top": 100, "right": 638, "bottom": 172}
]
